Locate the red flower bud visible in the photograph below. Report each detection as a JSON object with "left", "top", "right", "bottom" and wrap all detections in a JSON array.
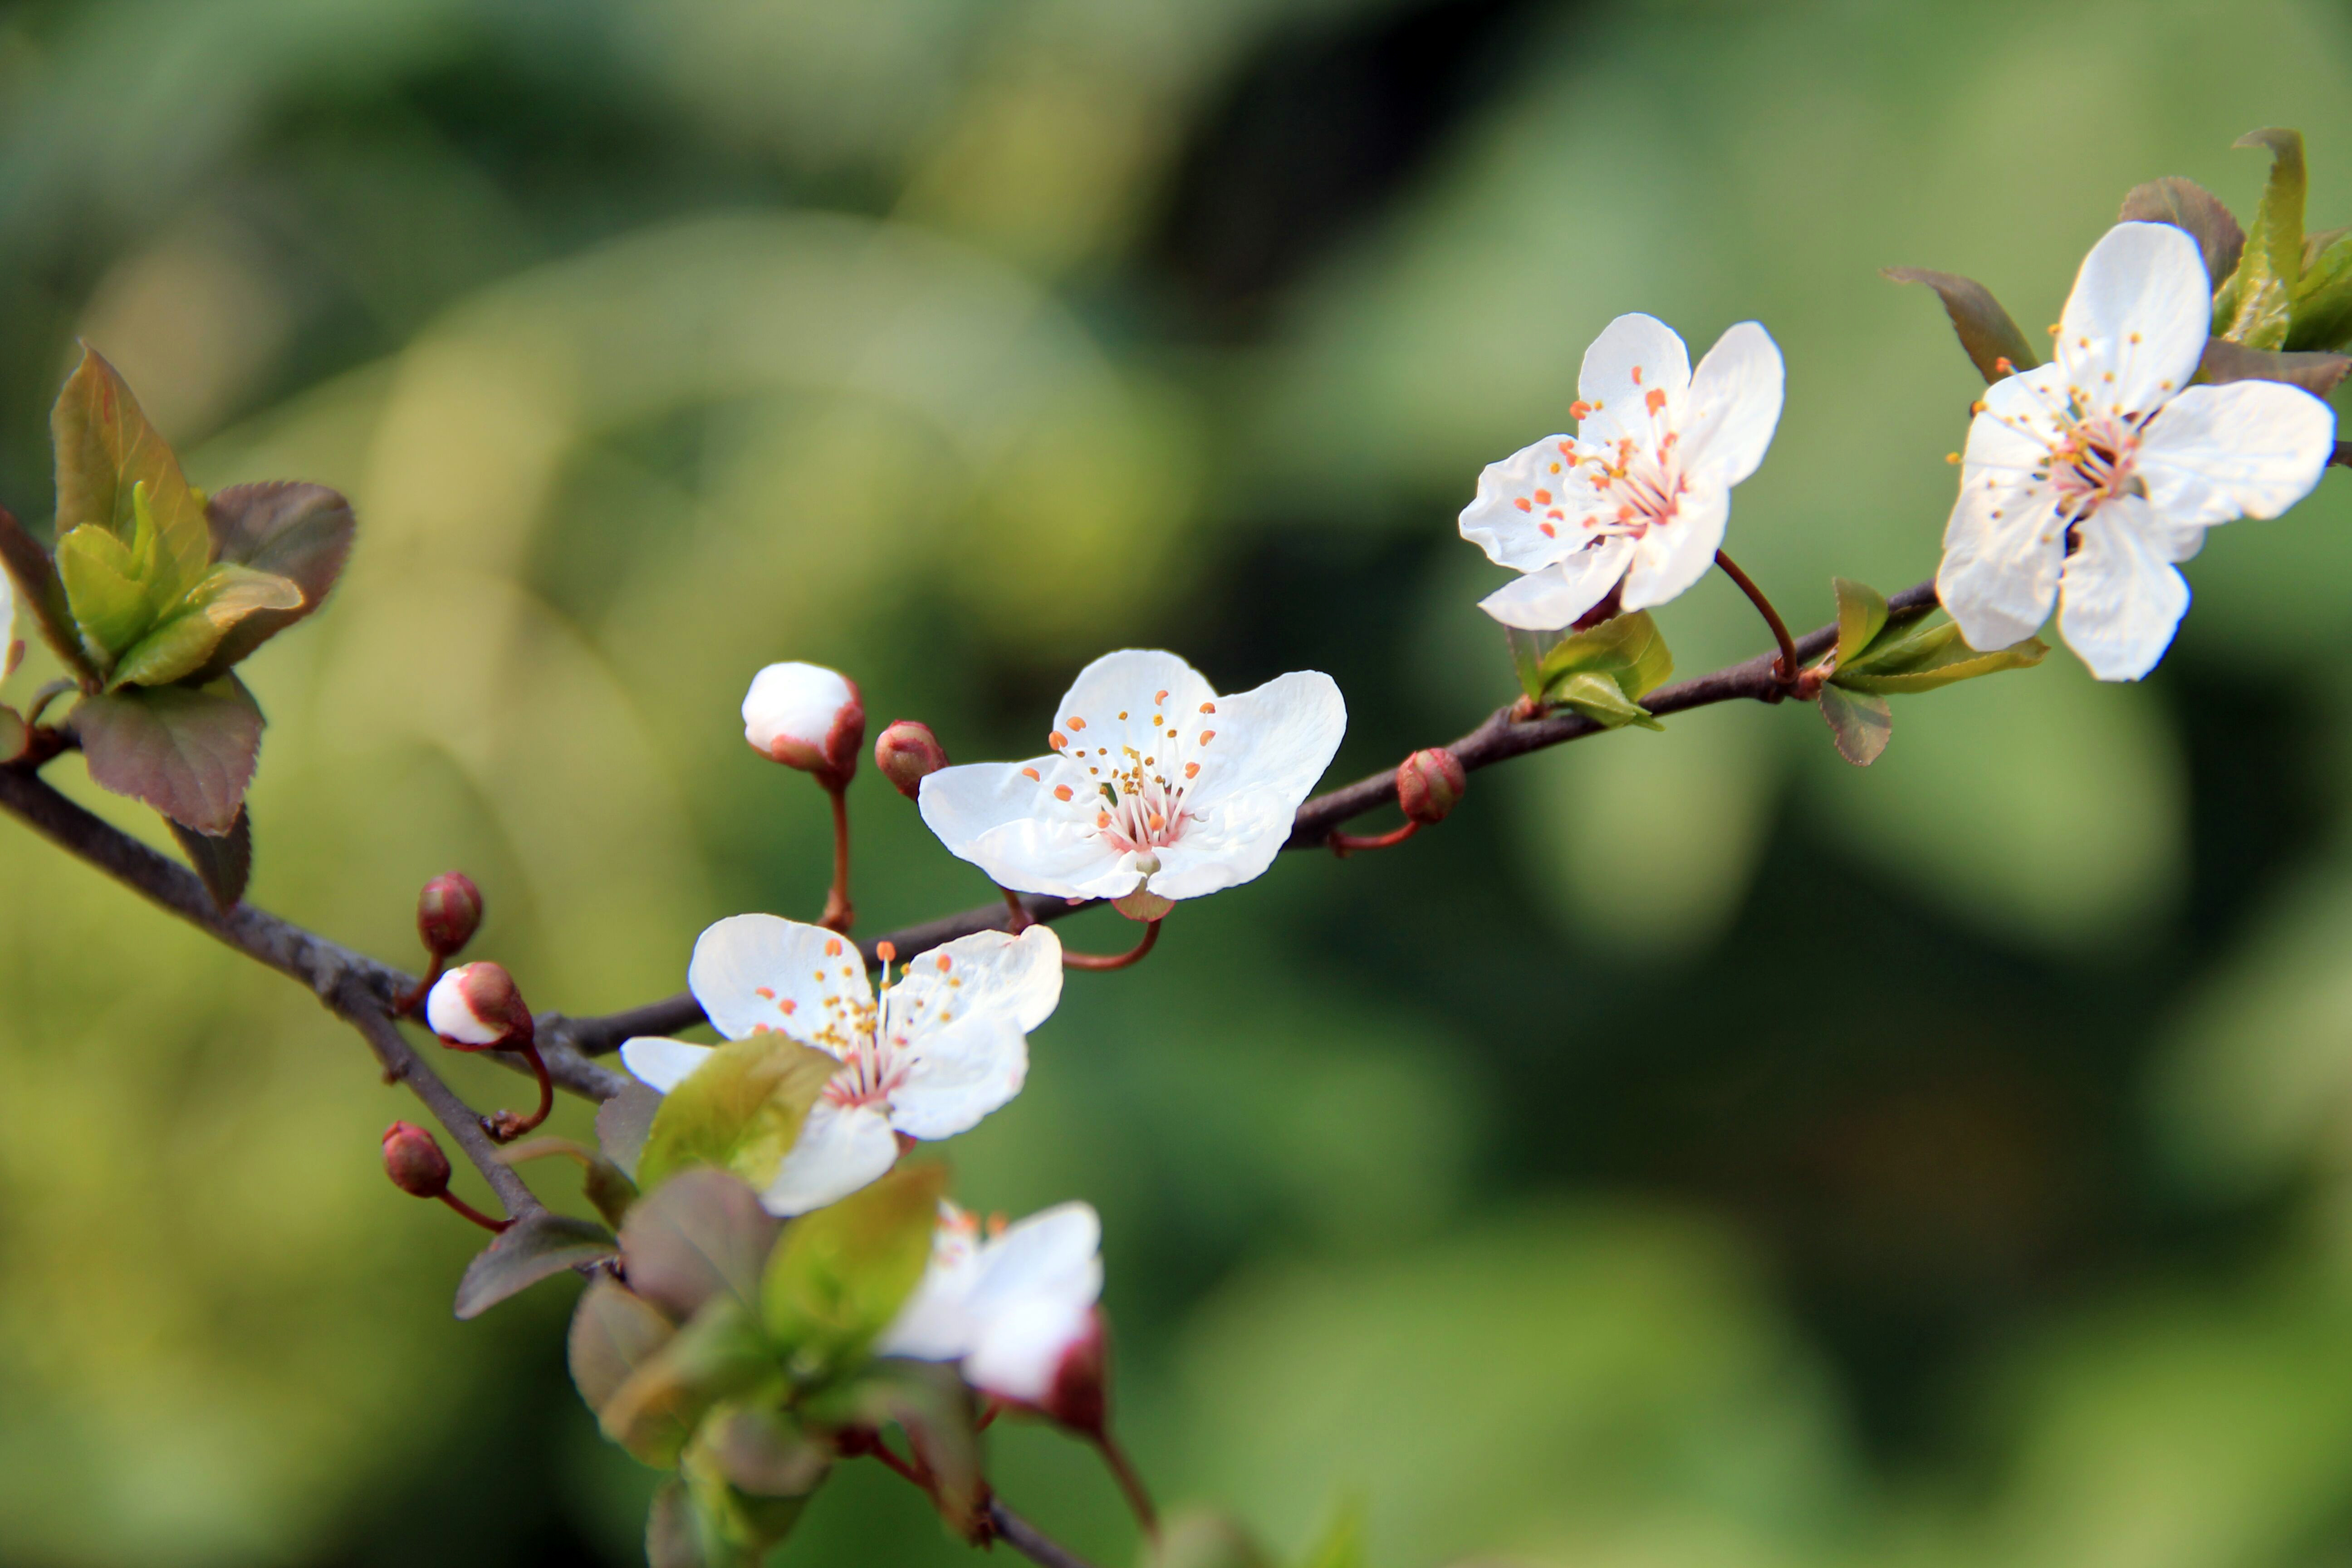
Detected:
[
  {"left": 873, "top": 720, "right": 950, "bottom": 799},
  {"left": 416, "top": 872, "right": 484, "bottom": 961},
  {"left": 1396, "top": 748, "right": 1466, "bottom": 824},
  {"left": 742, "top": 662, "right": 864, "bottom": 788},
  {"left": 382, "top": 1120, "right": 452, "bottom": 1199},
  {"left": 426, "top": 960, "right": 534, "bottom": 1049}
]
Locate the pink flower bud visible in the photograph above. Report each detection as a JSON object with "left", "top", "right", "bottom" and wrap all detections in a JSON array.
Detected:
[
  {"left": 426, "top": 961, "right": 534, "bottom": 1049},
  {"left": 1396, "top": 747, "right": 1466, "bottom": 824},
  {"left": 382, "top": 1120, "right": 451, "bottom": 1199},
  {"left": 416, "top": 872, "right": 484, "bottom": 961},
  {"left": 742, "top": 662, "right": 864, "bottom": 787},
  {"left": 873, "top": 720, "right": 949, "bottom": 799}
]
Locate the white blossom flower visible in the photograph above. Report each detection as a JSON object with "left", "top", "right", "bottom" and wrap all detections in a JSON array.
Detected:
[
  {"left": 424, "top": 961, "right": 529, "bottom": 1048},
  {"left": 916, "top": 650, "right": 1346, "bottom": 903},
  {"left": 880, "top": 1200, "right": 1104, "bottom": 1408},
  {"left": 742, "top": 661, "right": 864, "bottom": 782},
  {"left": 620, "top": 916, "right": 1062, "bottom": 1215},
  {"left": 1460, "top": 313, "right": 1786, "bottom": 630},
  {"left": 1939, "top": 221, "right": 2337, "bottom": 681}
]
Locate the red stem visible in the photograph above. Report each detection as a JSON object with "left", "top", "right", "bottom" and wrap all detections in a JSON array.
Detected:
[
  {"left": 1093, "top": 1431, "right": 1159, "bottom": 1539},
  {"left": 1000, "top": 885, "right": 1031, "bottom": 933},
  {"left": 396, "top": 957, "right": 441, "bottom": 1018},
  {"left": 486, "top": 1042, "right": 554, "bottom": 1142},
  {"left": 436, "top": 1189, "right": 513, "bottom": 1233},
  {"left": 1714, "top": 549, "right": 1800, "bottom": 686},
  {"left": 1062, "top": 920, "right": 1161, "bottom": 971},
  {"left": 1328, "top": 819, "right": 1421, "bottom": 857},
  {"left": 821, "top": 785, "right": 854, "bottom": 933}
]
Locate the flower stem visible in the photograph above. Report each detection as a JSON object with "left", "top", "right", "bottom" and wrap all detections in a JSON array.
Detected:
[
  {"left": 1000, "top": 886, "right": 1032, "bottom": 933},
  {"left": 1328, "top": 819, "right": 1421, "bottom": 857},
  {"left": 1713, "top": 549, "right": 1800, "bottom": 686},
  {"left": 1062, "top": 920, "right": 1161, "bottom": 971},
  {"left": 486, "top": 1042, "right": 554, "bottom": 1142},
  {"left": 820, "top": 784, "right": 854, "bottom": 933},
  {"left": 436, "top": 1189, "right": 513, "bottom": 1234},
  {"left": 1092, "top": 1431, "right": 1159, "bottom": 1540},
  {"left": 396, "top": 958, "right": 442, "bottom": 1018}
]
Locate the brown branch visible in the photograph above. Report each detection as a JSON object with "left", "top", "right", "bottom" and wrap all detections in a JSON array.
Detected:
[
  {"left": 990, "top": 1499, "right": 1103, "bottom": 1568},
  {"left": 544, "top": 579, "right": 1940, "bottom": 1055}
]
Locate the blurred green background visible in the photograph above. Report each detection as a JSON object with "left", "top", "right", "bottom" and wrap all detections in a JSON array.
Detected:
[{"left": 5, "top": 0, "right": 2352, "bottom": 1563}]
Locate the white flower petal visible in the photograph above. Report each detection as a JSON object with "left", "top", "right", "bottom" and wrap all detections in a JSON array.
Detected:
[
  {"left": 1967, "top": 365, "right": 2070, "bottom": 476},
  {"left": 742, "top": 662, "right": 860, "bottom": 767},
  {"left": 1619, "top": 479, "right": 1729, "bottom": 612},
  {"left": 1936, "top": 463, "right": 2065, "bottom": 653},
  {"left": 965, "top": 1298, "right": 1094, "bottom": 1404},
  {"left": 1458, "top": 434, "right": 1593, "bottom": 571},
  {"left": 878, "top": 1204, "right": 985, "bottom": 1361},
  {"left": 1676, "top": 322, "right": 1784, "bottom": 486},
  {"left": 965, "top": 1202, "right": 1103, "bottom": 1321},
  {"left": 2057, "top": 495, "right": 2189, "bottom": 681},
  {"left": 920, "top": 760, "right": 1137, "bottom": 898},
  {"left": 887, "top": 1016, "right": 1027, "bottom": 1140},
  {"left": 424, "top": 969, "right": 502, "bottom": 1045},
  {"left": 1144, "top": 670, "right": 1346, "bottom": 899},
  {"left": 688, "top": 913, "right": 873, "bottom": 1048},
  {"left": 619, "top": 1036, "right": 715, "bottom": 1094},
  {"left": 888, "top": 924, "right": 1065, "bottom": 1038},
  {"left": 1577, "top": 313, "right": 1692, "bottom": 443},
  {"left": 1474, "top": 537, "right": 1636, "bottom": 630},
  {"left": 758, "top": 1098, "right": 900, "bottom": 1216},
  {"left": 2137, "top": 378, "right": 2336, "bottom": 528},
  {"left": 2057, "top": 222, "right": 2210, "bottom": 419}
]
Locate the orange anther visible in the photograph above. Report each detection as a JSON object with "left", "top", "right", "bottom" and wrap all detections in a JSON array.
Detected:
[
  {"left": 1184, "top": 762, "right": 1200, "bottom": 779},
  {"left": 1199, "top": 730, "right": 1215, "bottom": 744},
  {"left": 824, "top": 937, "right": 843, "bottom": 957},
  {"left": 1068, "top": 716, "right": 1087, "bottom": 730},
  {"left": 1645, "top": 387, "right": 1666, "bottom": 414},
  {"left": 1534, "top": 489, "right": 1552, "bottom": 504},
  {"left": 936, "top": 954, "right": 952, "bottom": 972},
  {"left": 781, "top": 999, "right": 796, "bottom": 1014},
  {"left": 1631, "top": 365, "right": 1644, "bottom": 384},
  {"left": 1097, "top": 811, "right": 1112, "bottom": 827},
  {"left": 1155, "top": 690, "right": 1169, "bottom": 703},
  {"left": 877, "top": 941, "right": 897, "bottom": 963},
  {"left": 1515, "top": 497, "right": 1533, "bottom": 512},
  {"left": 1054, "top": 784, "right": 1073, "bottom": 801},
  {"left": 1049, "top": 731, "right": 1067, "bottom": 749},
  {"left": 1568, "top": 401, "right": 1593, "bottom": 421},
  {"left": 1540, "top": 522, "right": 1556, "bottom": 537},
  {"left": 1021, "top": 766, "right": 1040, "bottom": 780},
  {"left": 755, "top": 986, "right": 775, "bottom": 999}
]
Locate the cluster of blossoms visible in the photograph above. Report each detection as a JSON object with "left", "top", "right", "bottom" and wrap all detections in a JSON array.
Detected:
[{"left": 1461, "top": 222, "right": 2338, "bottom": 683}]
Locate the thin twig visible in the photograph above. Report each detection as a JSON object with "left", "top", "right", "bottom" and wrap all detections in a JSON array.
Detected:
[
  {"left": 989, "top": 1499, "right": 1104, "bottom": 1568},
  {"left": 544, "top": 579, "right": 1940, "bottom": 1054},
  {"left": 1711, "top": 548, "right": 1799, "bottom": 685}
]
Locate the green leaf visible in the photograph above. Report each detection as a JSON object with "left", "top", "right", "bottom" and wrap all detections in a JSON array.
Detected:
[
  {"left": 1504, "top": 624, "right": 1567, "bottom": 702},
  {"left": 189, "top": 482, "right": 355, "bottom": 681},
  {"left": 1883, "top": 267, "right": 2042, "bottom": 382},
  {"left": 2215, "top": 128, "right": 2307, "bottom": 349},
  {"left": 1296, "top": 1500, "right": 1369, "bottom": 1568},
  {"left": 1832, "top": 577, "right": 1889, "bottom": 668},
  {"left": 108, "top": 564, "right": 303, "bottom": 690},
  {"left": 571, "top": 1276, "right": 679, "bottom": 1416},
  {"left": 0, "top": 507, "right": 97, "bottom": 686},
  {"left": 681, "top": 1417, "right": 819, "bottom": 1561},
  {"left": 2289, "top": 228, "right": 2352, "bottom": 351},
  {"left": 600, "top": 1297, "right": 776, "bottom": 1468},
  {"left": 499, "top": 1136, "right": 639, "bottom": 1228},
  {"left": 598, "top": 1081, "right": 663, "bottom": 1183},
  {"left": 2199, "top": 338, "right": 2352, "bottom": 397},
  {"left": 760, "top": 1162, "right": 946, "bottom": 1382},
  {"left": 1549, "top": 671, "right": 1659, "bottom": 731},
  {"left": 1833, "top": 617, "right": 2049, "bottom": 694},
  {"left": 55, "top": 524, "right": 155, "bottom": 662},
  {"left": 697, "top": 1404, "right": 831, "bottom": 1499},
  {"left": 804, "top": 1359, "right": 985, "bottom": 1539},
  {"left": 169, "top": 808, "right": 251, "bottom": 909},
  {"left": 1149, "top": 1513, "right": 1277, "bottom": 1568},
  {"left": 1533, "top": 610, "right": 1673, "bottom": 703},
  {"left": 52, "top": 347, "right": 210, "bottom": 605},
  {"left": 453, "top": 1210, "right": 617, "bottom": 1320},
  {"left": 1817, "top": 684, "right": 1892, "bottom": 766},
  {"left": 621, "top": 1169, "right": 782, "bottom": 1323},
  {"left": 74, "top": 676, "right": 265, "bottom": 834},
  {"left": 637, "top": 1034, "right": 840, "bottom": 1195},
  {"left": 2118, "top": 176, "right": 2246, "bottom": 286}
]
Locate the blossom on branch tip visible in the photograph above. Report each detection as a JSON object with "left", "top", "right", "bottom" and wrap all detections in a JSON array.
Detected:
[
  {"left": 915, "top": 649, "right": 1346, "bottom": 903},
  {"left": 743, "top": 662, "right": 864, "bottom": 786},
  {"left": 1461, "top": 313, "right": 1785, "bottom": 630},
  {"left": 619, "top": 916, "right": 1062, "bottom": 1215},
  {"left": 1938, "top": 222, "right": 2337, "bottom": 681},
  {"left": 880, "top": 1200, "right": 1107, "bottom": 1422},
  {"left": 425, "top": 961, "right": 532, "bottom": 1049}
]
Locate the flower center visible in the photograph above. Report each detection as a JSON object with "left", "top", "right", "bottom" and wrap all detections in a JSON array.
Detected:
[
  {"left": 1042, "top": 692, "right": 1223, "bottom": 858},
  {"left": 2045, "top": 412, "right": 2144, "bottom": 517},
  {"left": 1532, "top": 382, "right": 1690, "bottom": 545}
]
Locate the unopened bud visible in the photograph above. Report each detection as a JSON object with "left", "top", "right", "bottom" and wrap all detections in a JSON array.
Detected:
[
  {"left": 742, "top": 662, "right": 864, "bottom": 788},
  {"left": 968, "top": 1302, "right": 1108, "bottom": 1435},
  {"left": 382, "top": 1120, "right": 451, "bottom": 1199},
  {"left": 1039, "top": 1308, "right": 1109, "bottom": 1435},
  {"left": 873, "top": 720, "right": 949, "bottom": 799},
  {"left": 416, "top": 872, "right": 484, "bottom": 961},
  {"left": 1396, "top": 748, "right": 1466, "bottom": 824},
  {"left": 426, "top": 961, "right": 534, "bottom": 1049}
]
